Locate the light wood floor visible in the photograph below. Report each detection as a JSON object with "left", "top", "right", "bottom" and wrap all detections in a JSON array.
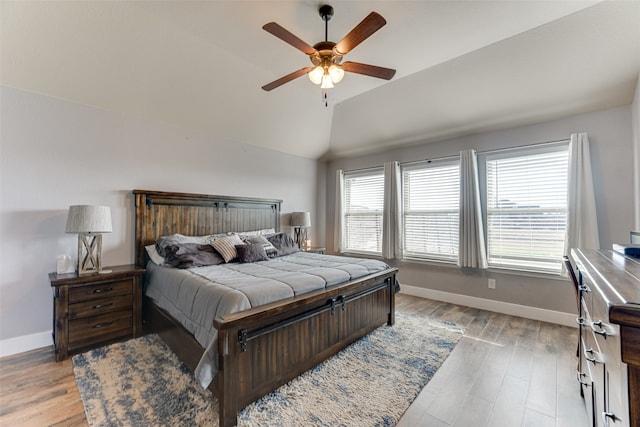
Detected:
[{"left": 0, "top": 294, "right": 587, "bottom": 426}]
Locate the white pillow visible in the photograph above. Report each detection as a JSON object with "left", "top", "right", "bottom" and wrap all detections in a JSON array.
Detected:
[
  {"left": 145, "top": 244, "right": 166, "bottom": 265},
  {"left": 239, "top": 228, "right": 276, "bottom": 238},
  {"left": 211, "top": 234, "right": 245, "bottom": 263}
]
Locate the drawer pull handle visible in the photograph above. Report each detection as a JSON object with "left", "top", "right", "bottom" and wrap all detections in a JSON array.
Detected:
[
  {"left": 92, "top": 302, "right": 113, "bottom": 309},
  {"left": 576, "top": 371, "right": 590, "bottom": 386},
  {"left": 92, "top": 287, "right": 113, "bottom": 294},
  {"left": 584, "top": 348, "right": 600, "bottom": 365},
  {"left": 602, "top": 412, "right": 619, "bottom": 424},
  {"left": 591, "top": 320, "right": 609, "bottom": 338},
  {"left": 92, "top": 321, "right": 113, "bottom": 329}
]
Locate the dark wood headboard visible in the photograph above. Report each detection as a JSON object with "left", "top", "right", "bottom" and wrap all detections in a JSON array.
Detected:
[{"left": 133, "top": 190, "right": 282, "bottom": 267}]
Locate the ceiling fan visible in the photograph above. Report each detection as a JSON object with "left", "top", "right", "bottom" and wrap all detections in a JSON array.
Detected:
[{"left": 261, "top": 4, "right": 396, "bottom": 93}]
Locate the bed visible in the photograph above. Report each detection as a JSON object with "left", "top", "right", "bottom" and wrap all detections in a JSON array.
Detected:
[{"left": 133, "top": 190, "right": 398, "bottom": 427}]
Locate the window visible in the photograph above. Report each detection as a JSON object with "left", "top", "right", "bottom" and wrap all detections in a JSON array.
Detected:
[
  {"left": 343, "top": 169, "right": 384, "bottom": 254},
  {"left": 402, "top": 161, "right": 460, "bottom": 262},
  {"left": 483, "top": 145, "right": 569, "bottom": 273}
]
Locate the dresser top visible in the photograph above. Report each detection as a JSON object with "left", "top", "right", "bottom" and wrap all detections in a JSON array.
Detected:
[
  {"left": 571, "top": 249, "right": 640, "bottom": 327},
  {"left": 572, "top": 249, "right": 640, "bottom": 305}
]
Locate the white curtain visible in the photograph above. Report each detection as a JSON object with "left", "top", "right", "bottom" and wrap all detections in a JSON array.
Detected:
[
  {"left": 382, "top": 161, "right": 402, "bottom": 259},
  {"left": 458, "top": 149, "right": 488, "bottom": 268},
  {"left": 334, "top": 169, "right": 345, "bottom": 253},
  {"left": 564, "top": 133, "right": 600, "bottom": 255}
]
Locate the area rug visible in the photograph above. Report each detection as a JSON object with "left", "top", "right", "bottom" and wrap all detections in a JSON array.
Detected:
[{"left": 73, "top": 313, "right": 463, "bottom": 426}]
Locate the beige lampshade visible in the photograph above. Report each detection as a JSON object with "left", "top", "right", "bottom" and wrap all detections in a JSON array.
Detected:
[
  {"left": 290, "top": 212, "right": 311, "bottom": 228},
  {"left": 65, "top": 205, "right": 113, "bottom": 233}
]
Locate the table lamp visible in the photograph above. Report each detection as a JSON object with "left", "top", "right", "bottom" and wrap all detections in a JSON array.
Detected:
[{"left": 65, "top": 205, "right": 112, "bottom": 274}]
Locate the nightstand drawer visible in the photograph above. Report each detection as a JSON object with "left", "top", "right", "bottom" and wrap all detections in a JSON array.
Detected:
[
  {"left": 69, "top": 294, "right": 133, "bottom": 319},
  {"left": 68, "top": 310, "right": 132, "bottom": 349},
  {"left": 68, "top": 279, "right": 132, "bottom": 303}
]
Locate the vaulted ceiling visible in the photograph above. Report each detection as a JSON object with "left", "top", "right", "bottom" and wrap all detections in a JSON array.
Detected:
[{"left": 2, "top": 1, "right": 639, "bottom": 160}]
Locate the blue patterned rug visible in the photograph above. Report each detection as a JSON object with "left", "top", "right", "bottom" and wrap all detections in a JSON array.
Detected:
[{"left": 73, "top": 313, "right": 463, "bottom": 426}]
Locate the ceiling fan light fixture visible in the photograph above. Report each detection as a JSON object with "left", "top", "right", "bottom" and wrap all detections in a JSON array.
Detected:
[
  {"left": 308, "top": 65, "right": 324, "bottom": 84},
  {"left": 328, "top": 64, "right": 344, "bottom": 83},
  {"left": 320, "top": 73, "right": 334, "bottom": 89}
]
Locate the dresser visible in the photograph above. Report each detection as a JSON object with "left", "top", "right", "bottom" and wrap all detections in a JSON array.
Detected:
[
  {"left": 571, "top": 249, "right": 640, "bottom": 427},
  {"left": 50, "top": 264, "right": 145, "bottom": 361}
]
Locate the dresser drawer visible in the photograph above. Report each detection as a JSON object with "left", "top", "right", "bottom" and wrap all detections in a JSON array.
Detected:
[
  {"left": 69, "top": 293, "right": 132, "bottom": 319},
  {"left": 581, "top": 335, "right": 597, "bottom": 427},
  {"left": 581, "top": 281, "right": 593, "bottom": 319},
  {"left": 68, "top": 279, "right": 132, "bottom": 303},
  {"left": 604, "top": 366, "right": 627, "bottom": 426},
  {"left": 68, "top": 310, "right": 132, "bottom": 349}
]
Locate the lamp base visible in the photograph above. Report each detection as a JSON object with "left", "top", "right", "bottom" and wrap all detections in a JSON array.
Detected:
[
  {"left": 77, "top": 233, "right": 103, "bottom": 275},
  {"left": 294, "top": 227, "right": 309, "bottom": 249}
]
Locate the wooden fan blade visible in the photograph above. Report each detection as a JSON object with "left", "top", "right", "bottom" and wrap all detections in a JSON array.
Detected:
[
  {"left": 334, "top": 12, "right": 386, "bottom": 56},
  {"left": 342, "top": 62, "right": 396, "bottom": 80},
  {"left": 263, "top": 22, "right": 317, "bottom": 55},
  {"left": 262, "top": 67, "right": 313, "bottom": 91}
]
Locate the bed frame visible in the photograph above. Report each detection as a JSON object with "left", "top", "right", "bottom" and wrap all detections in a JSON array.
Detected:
[{"left": 133, "top": 189, "right": 398, "bottom": 427}]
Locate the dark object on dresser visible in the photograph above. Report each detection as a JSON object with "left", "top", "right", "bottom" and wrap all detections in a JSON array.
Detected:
[
  {"left": 570, "top": 249, "right": 640, "bottom": 427},
  {"left": 133, "top": 189, "right": 398, "bottom": 427},
  {"left": 50, "top": 264, "right": 145, "bottom": 361}
]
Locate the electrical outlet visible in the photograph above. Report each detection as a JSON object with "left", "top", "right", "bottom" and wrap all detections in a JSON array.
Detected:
[{"left": 488, "top": 278, "right": 496, "bottom": 289}]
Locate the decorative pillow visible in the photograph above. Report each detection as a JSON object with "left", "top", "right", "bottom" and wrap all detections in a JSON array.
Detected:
[
  {"left": 163, "top": 243, "right": 224, "bottom": 269},
  {"left": 239, "top": 228, "right": 276, "bottom": 238},
  {"left": 211, "top": 234, "right": 245, "bottom": 263},
  {"left": 266, "top": 232, "right": 299, "bottom": 257},
  {"left": 156, "top": 232, "right": 231, "bottom": 256},
  {"left": 242, "top": 235, "right": 278, "bottom": 256},
  {"left": 235, "top": 243, "right": 269, "bottom": 263},
  {"left": 145, "top": 244, "right": 166, "bottom": 265}
]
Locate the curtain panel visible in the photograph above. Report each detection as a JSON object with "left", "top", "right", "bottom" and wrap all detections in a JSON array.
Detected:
[
  {"left": 382, "top": 161, "right": 402, "bottom": 259},
  {"left": 458, "top": 149, "right": 488, "bottom": 268},
  {"left": 564, "top": 132, "right": 600, "bottom": 255},
  {"left": 334, "top": 169, "right": 345, "bottom": 253}
]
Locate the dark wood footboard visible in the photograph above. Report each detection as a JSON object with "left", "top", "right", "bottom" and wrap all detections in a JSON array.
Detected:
[{"left": 215, "top": 269, "right": 396, "bottom": 427}]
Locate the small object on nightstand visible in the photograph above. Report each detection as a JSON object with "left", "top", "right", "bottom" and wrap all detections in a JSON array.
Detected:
[
  {"left": 301, "top": 247, "right": 326, "bottom": 254},
  {"left": 50, "top": 264, "right": 145, "bottom": 361}
]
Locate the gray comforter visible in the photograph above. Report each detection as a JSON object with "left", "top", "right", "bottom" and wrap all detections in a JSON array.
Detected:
[{"left": 145, "top": 251, "right": 390, "bottom": 388}]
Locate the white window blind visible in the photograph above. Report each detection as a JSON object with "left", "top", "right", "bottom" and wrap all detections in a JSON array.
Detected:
[
  {"left": 344, "top": 169, "right": 384, "bottom": 254},
  {"left": 402, "top": 161, "right": 460, "bottom": 262},
  {"left": 485, "top": 147, "right": 569, "bottom": 273}
]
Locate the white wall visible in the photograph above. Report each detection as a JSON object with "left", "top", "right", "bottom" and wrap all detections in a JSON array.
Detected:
[
  {"left": 326, "top": 105, "right": 635, "bottom": 315},
  {"left": 0, "top": 86, "right": 319, "bottom": 354}
]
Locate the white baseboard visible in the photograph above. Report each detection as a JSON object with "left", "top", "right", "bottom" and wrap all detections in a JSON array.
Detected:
[
  {"left": 0, "top": 331, "right": 52, "bottom": 358},
  {"left": 399, "top": 284, "right": 577, "bottom": 328}
]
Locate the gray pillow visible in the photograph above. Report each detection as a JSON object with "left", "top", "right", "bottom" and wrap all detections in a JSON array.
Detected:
[
  {"left": 235, "top": 243, "right": 269, "bottom": 263},
  {"left": 164, "top": 243, "right": 224, "bottom": 269},
  {"left": 156, "top": 232, "right": 230, "bottom": 256},
  {"left": 243, "top": 235, "right": 278, "bottom": 256},
  {"left": 266, "top": 233, "right": 299, "bottom": 257}
]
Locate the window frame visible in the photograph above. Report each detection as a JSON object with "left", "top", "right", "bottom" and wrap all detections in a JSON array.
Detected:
[
  {"left": 401, "top": 159, "right": 461, "bottom": 264},
  {"left": 342, "top": 168, "right": 385, "bottom": 256},
  {"left": 478, "top": 142, "right": 570, "bottom": 274}
]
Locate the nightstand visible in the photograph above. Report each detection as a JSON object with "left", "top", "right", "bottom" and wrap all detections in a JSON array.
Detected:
[
  {"left": 301, "top": 247, "right": 326, "bottom": 254},
  {"left": 50, "top": 264, "right": 145, "bottom": 361}
]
